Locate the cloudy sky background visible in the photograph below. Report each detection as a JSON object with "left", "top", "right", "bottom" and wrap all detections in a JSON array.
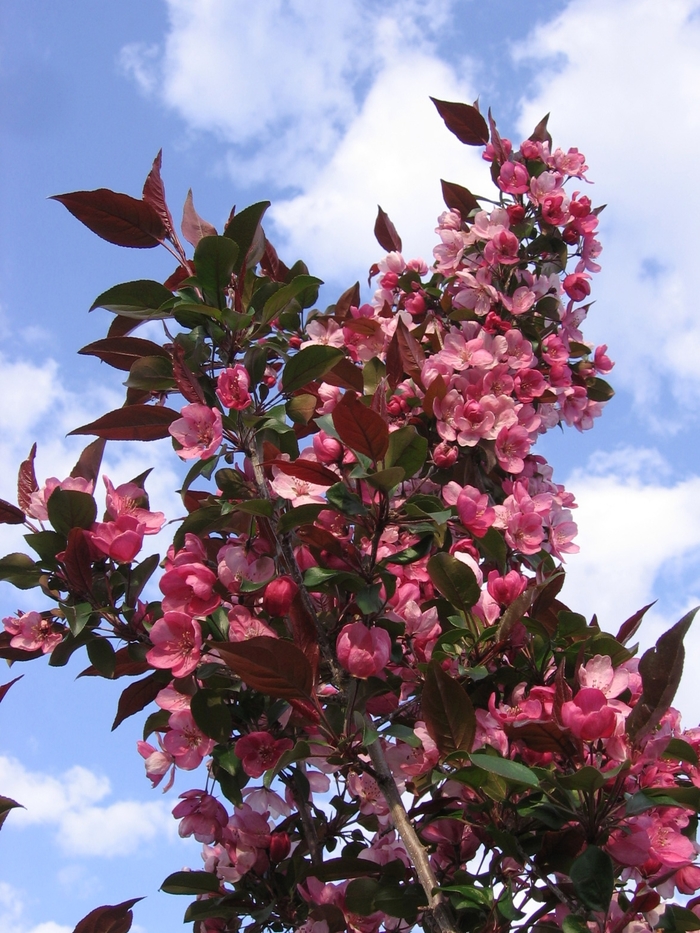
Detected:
[{"left": 3, "top": 0, "right": 700, "bottom": 929}]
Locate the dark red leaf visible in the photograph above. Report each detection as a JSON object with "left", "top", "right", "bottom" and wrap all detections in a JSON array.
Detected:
[
  {"left": 504, "top": 720, "right": 577, "bottom": 755},
  {"left": 616, "top": 601, "right": 655, "bottom": 646},
  {"left": 265, "top": 459, "right": 340, "bottom": 488},
  {"left": 72, "top": 897, "right": 144, "bottom": 933},
  {"left": 0, "top": 675, "right": 22, "bottom": 704},
  {"left": 216, "top": 636, "right": 313, "bottom": 699},
  {"left": 387, "top": 318, "right": 426, "bottom": 389},
  {"left": 529, "top": 113, "right": 552, "bottom": 147},
  {"left": 71, "top": 439, "right": 107, "bottom": 485},
  {"left": 181, "top": 189, "right": 217, "bottom": 248},
  {"left": 69, "top": 405, "right": 180, "bottom": 441},
  {"left": 422, "top": 660, "right": 475, "bottom": 756},
  {"left": 487, "top": 109, "right": 509, "bottom": 163},
  {"left": 79, "top": 646, "right": 150, "bottom": 679},
  {"left": 343, "top": 317, "right": 381, "bottom": 337},
  {"left": 289, "top": 592, "right": 320, "bottom": 680},
  {"left": 323, "top": 357, "right": 364, "bottom": 393},
  {"left": 142, "top": 149, "right": 175, "bottom": 240},
  {"left": 374, "top": 206, "right": 402, "bottom": 253},
  {"left": 63, "top": 528, "right": 95, "bottom": 596},
  {"left": 170, "top": 342, "right": 205, "bottom": 404},
  {"left": 163, "top": 264, "right": 191, "bottom": 291},
  {"left": 626, "top": 607, "right": 698, "bottom": 743},
  {"left": 333, "top": 282, "right": 361, "bottom": 323},
  {"left": 51, "top": 190, "right": 166, "bottom": 248},
  {"left": 0, "top": 795, "right": 23, "bottom": 830},
  {"left": 430, "top": 97, "right": 489, "bottom": 146},
  {"left": 17, "top": 443, "right": 38, "bottom": 512},
  {"left": 332, "top": 392, "right": 389, "bottom": 462},
  {"left": 260, "top": 237, "right": 290, "bottom": 283},
  {"left": 422, "top": 373, "right": 447, "bottom": 416},
  {"left": 553, "top": 659, "right": 573, "bottom": 727},
  {"left": 79, "top": 337, "right": 170, "bottom": 372},
  {"left": 107, "top": 315, "right": 140, "bottom": 339},
  {"left": 0, "top": 498, "right": 25, "bottom": 524},
  {"left": 440, "top": 180, "right": 481, "bottom": 218},
  {"left": 112, "top": 672, "right": 165, "bottom": 731}
]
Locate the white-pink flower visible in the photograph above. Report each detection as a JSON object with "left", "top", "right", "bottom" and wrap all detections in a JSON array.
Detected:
[{"left": 169, "top": 404, "right": 223, "bottom": 460}]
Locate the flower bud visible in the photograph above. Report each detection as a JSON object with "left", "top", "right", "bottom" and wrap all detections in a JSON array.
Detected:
[
  {"left": 269, "top": 831, "right": 291, "bottom": 862},
  {"left": 262, "top": 575, "right": 299, "bottom": 617}
]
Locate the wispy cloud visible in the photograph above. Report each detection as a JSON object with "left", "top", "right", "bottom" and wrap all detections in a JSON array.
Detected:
[
  {"left": 515, "top": 0, "right": 700, "bottom": 416},
  {"left": 0, "top": 755, "right": 176, "bottom": 857},
  {"left": 0, "top": 881, "right": 72, "bottom": 933}
]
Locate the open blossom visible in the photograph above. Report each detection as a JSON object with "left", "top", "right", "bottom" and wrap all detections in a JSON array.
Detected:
[
  {"left": 169, "top": 403, "right": 223, "bottom": 460},
  {"left": 137, "top": 737, "right": 174, "bottom": 790},
  {"left": 561, "top": 687, "right": 617, "bottom": 740},
  {"left": 147, "top": 611, "right": 203, "bottom": 677},
  {"left": 235, "top": 732, "right": 294, "bottom": 779},
  {"left": 4, "top": 611, "right": 62, "bottom": 654},
  {"left": 337, "top": 622, "right": 391, "bottom": 679},
  {"left": 90, "top": 514, "right": 145, "bottom": 563},
  {"left": 173, "top": 789, "right": 229, "bottom": 843},
  {"left": 217, "top": 364, "right": 252, "bottom": 410},
  {"left": 163, "top": 710, "right": 215, "bottom": 769},
  {"left": 103, "top": 476, "right": 165, "bottom": 533}
]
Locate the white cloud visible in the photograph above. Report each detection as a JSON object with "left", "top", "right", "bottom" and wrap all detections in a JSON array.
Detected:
[
  {"left": 0, "top": 882, "right": 72, "bottom": 933},
  {"left": 0, "top": 755, "right": 175, "bottom": 857},
  {"left": 515, "top": 0, "right": 700, "bottom": 415},
  {"left": 269, "top": 53, "right": 483, "bottom": 285},
  {"left": 560, "top": 447, "right": 700, "bottom": 723}
]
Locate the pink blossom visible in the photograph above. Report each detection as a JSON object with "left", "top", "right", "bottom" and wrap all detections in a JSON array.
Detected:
[
  {"left": 454, "top": 485, "right": 495, "bottom": 537},
  {"left": 216, "top": 364, "right": 252, "bottom": 410},
  {"left": 487, "top": 570, "right": 528, "bottom": 606},
  {"left": 336, "top": 622, "right": 391, "bottom": 679},
  {"left": 594, "top": 344, "right": 614, "bottom": 374},
  {"left": 137, "top": 738, "right": 175, "bottom": 790},
  {"left": 169, "top": 403, "right": 223, "bottom": 460},
  {"left": 173, "top": 789, "right": 229, "bottom": 843},
  {"left": 505, "top": 511, "right": 544, "bottom": 554},
  {"left": 495, "top": 425, "right": 531, "bottom": 473},
  {"left": 563, "top": 272, "right": 591, "bottom": 302},
  {"left": 484, "top": 229, "right": 520, "bottom": 265},
  {"left": 147, "top": 611, "right": 203, "bottom": 678},
  {"left": 160, "top": 550, "right": 220, "bottom": 617},
  {"left": 497, "top": 161, "right": 530, "bottom": 194},
  {"left": 90, "top": 514, "right": 145, "bottom": 563},
  {"left": 560, "top": 687, "right": 617, "bottom": 740},
  {"left": 217, "top": 545, "right": 275, "bottom": 593},
  {"left": 228, "top": 605, "right": 277, "bottom": 641},
  {"left": 103, "top": 476, "right": 165, "bottom": 533},
  {"left": 5, "top": 610, "right": 62, "bottom": 654},
  {"left": 163, "top": 710, "right": 215, "bottom": 769},
  {"left": 235, "top": 731, "right": 294, "bottom": 779}
]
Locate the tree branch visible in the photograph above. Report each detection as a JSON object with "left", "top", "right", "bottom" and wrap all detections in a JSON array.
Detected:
[{"left": 367, "top": 739, "right": 459, "bottom": 933}]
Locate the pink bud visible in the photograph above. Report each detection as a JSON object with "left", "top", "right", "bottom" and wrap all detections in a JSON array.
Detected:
[
  {"left": 269, "top": 831, "right": 291, "bottom": 862},
  {"left": 336, "top": 622, "right": 391, "bottom": 679},
  {"left": 262, "top": 576, "right": 299, "bottom": 616},
  {"left": 563, "top": 272, "right": 591, "bottom": 302}
]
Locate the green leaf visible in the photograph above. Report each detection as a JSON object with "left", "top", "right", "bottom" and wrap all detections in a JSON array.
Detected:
[
  {"left": 233, "top": 499, "right": 273, "bottom": 518},
  {"left": 90, "top": 279, "right": 173, "bottom": 317},
  {"left": 326, "top": 483, "right": 368, "bottom": 517},
  {"left": 281, "top": 346, "right": 345, "bottom": 394},
  {"left": 277, "top": 504, "right": 325, "bottom": 533},
  {"left": 24, "top": 530, "right": 66, "bottom": 564},
  {"left": 658, "top": 906, "right": 700, "bottom": 933},
  {"left": 427, "top": 552, "right": 480, "bottom": 613},
  {"left": 86, "top": 637, "right": 116, "bottom": 679},
  {"left": 469, "top": 753, "right": 540, "bottom": 787},
  {"left": 223, "top": 200, "right": 270, "bottom": 272},
  {"left": 191, "top": 688, "right": 233, "bottom": 742},
  {"left": 0, "top": 552, "right": 44, "bottom": 589},
  {"left": 124, "top": 356, "right": 174, "bottom": 391},
  {"left": 385, "top": 426, "right": 428, "bottom": 479},
  {"left": 261, "top": 275, "right": 323, "bottom": 324},
  {"left": 381, "top": 535, "right": 434, "bottom": 566},
  {"left": 64, "top": 601, "right": 94, "bottom": 637},
  {"left": 356, "top": 584, "right": 383, "bottom": 615},
  {"left": 193, "top": 235, "right": 239, "bottom": 310},
  {"left": 569, "top": 846, "right": 614, "bottom": 912},
  {"left": 47, "top": 488, "right": 96, "bottom": 536},
  {"left": 422, "top": 660, "right": 476, "bottom": 756},
  {"left": 556, "top": 766, "right": 606, "bottom": 792},
  {"left": 161, "top": 870, "right": 221, "bottom": 895},
  {"left": 662, "top": 737, "right": 699, "bottom": 765},
  {"left": 562, "top": 916, "right": 591, "bottom": 933},
  {"left": 364, "top": 467, "right": 405, "bottom": 492}
]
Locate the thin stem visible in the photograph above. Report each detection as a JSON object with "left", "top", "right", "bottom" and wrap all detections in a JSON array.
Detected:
[
  {"left": 366, "top": 739, "right": 458, "bottom": 933},
  {"left": 286, "top": 773, "right": 322, "bottom": 869}
]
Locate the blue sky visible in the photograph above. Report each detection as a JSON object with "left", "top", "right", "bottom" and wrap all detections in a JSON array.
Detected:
[{"left": 2, "top": 2, "right": 700, "bottom": 931}]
